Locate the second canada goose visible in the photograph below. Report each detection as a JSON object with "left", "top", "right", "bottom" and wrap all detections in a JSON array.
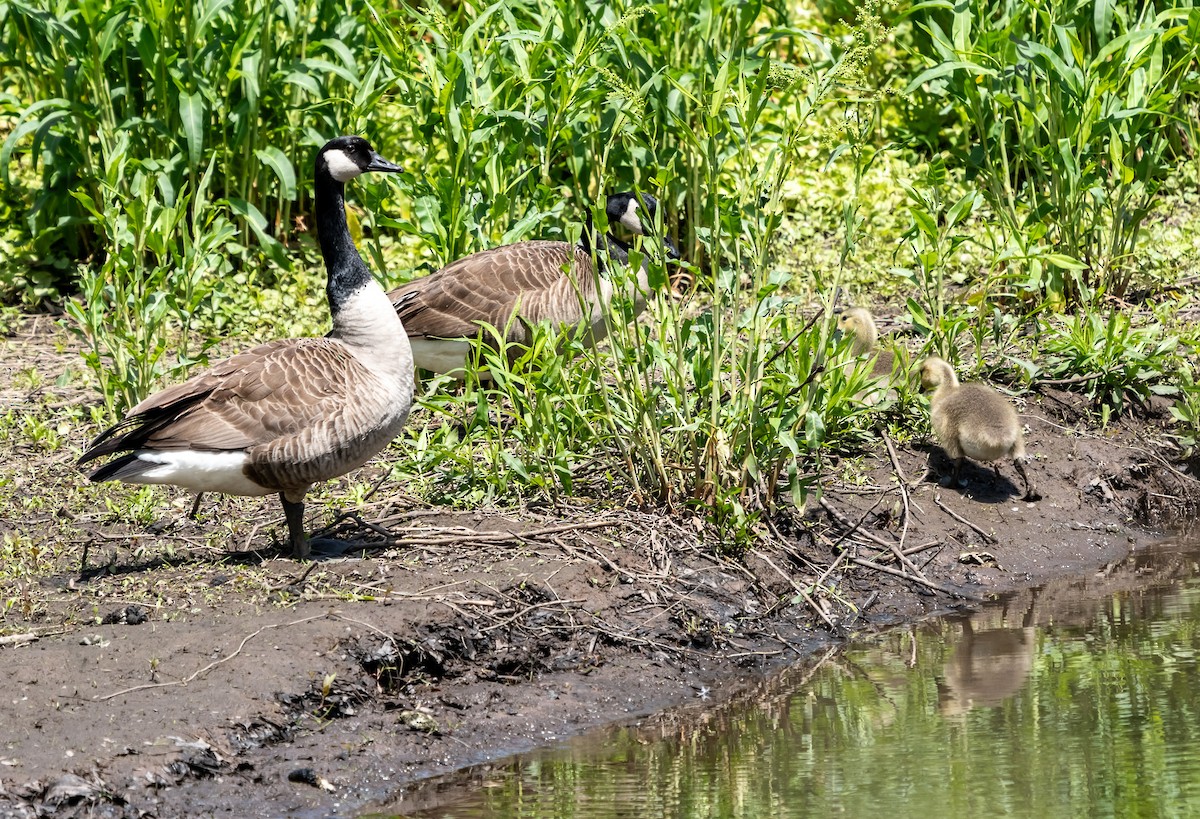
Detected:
[
  {"left": 919, "top": 356, "right": 1039, "bottom": 501},
  {"left": 388, "top": 192, "right": 679, "bottom": 376},
  {"left": 78, "top": 136, "right": 413, "bottom": 559}
]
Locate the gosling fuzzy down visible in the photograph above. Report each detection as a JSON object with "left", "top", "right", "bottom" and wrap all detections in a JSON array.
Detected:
[
  {"left": 837, "top": 307, "right": 896, "bottom": 404},
  {"left": 837, "top": 307, "right": 895, "bottom": 380},
  {"left": 919, "top": 356, "right": 1039, "bottom": 501}
]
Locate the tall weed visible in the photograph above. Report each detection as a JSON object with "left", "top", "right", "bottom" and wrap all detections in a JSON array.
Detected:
[
  {"left": 905, "top": 1, "right": 1200, "bottom": 304},
  {"left": 63, "top": 146, "right": 235, "bottom": 414}
]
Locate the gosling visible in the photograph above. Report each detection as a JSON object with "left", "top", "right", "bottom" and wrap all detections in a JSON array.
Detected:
[
  {"left": 919, "top": 356, "right": 1039, "bottom": 501},
  {"left": 837, "top": 307, "right": 897, "bottom": 404},
  {"left": 837, "top": 307, "right": 894, "bottom": 380}
]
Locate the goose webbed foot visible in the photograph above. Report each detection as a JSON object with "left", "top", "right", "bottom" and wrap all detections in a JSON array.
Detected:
[{"left": 306, "top": 537, "right": 366, "bottom": 559}]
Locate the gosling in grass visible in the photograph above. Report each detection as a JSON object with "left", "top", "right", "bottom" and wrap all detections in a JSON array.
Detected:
[
  {"left": 919, "top": 356, "right": 1039, "bottom": 501},
  {"left": 837, "top": 307, "right": 896, "bottom": 403}
]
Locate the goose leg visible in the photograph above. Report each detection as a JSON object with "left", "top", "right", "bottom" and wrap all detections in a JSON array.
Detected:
[
  {"left": 188, "top": 492, "right": 205, "bottom": 519},
  {"left": 1013, "top": 458, "right": 1040, "bottom": 502},
  {"left": 280, "top": 493, "right": 310, "bottom": 560}
]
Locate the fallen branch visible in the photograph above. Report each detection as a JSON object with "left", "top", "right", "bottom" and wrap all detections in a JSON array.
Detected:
[
  {"left": 850, "top": 556, "right": 982, "bottom": 601},
  {"left": 819, "top": 496, "right": 899, "bottom": 550},
  {"left": 933, "top": 495, "right": 997, "bottom": 544},
  {"left": 384, "top": 519, "right": 617, "bottom": 549},
  {"left": 749, "top": 548, "right": 840, "bottom": 633},
  {"left": 880, "top": 432, "right": 929, "bottom": 581},
  {"left": 96, "top": 614, "right": 328, "bottom": 701},
  {"left": 479, "top": 598, "right": 587, "bottom": 634},
  {"left": 0, "top": 632, "right": 37, "bottom": 648},
  {"left": 1033, "top": 372, "right": 1102, "bottom": 387}
]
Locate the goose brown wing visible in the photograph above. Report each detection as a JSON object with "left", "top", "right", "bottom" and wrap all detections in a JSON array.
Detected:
[
  {"left": 390, "top": 241, "right": 595, "bottom": 341},
  {"left": 82, "top": 339, "right": 368, "bottom": 459}
]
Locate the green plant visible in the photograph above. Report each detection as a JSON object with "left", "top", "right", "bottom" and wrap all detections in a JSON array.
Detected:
[
  {"left": 905, "top": 1, "right": 1200, "bottom": 304},
  {"left": 1168, "top": 368, "right": 1200, "bottom": 457},
  {"left": 1, "top": 0, "right": 391, "bottom": 269},
  {"left": 63, "top": 149, "right": 234, "bottom": 414},
  {"left": 1030, "top": 310, "right": 1179, "bottom": 426}
]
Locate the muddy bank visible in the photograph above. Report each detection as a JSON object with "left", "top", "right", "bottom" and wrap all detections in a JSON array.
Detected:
[{"left": 1, "top": 326, "right": 1199, "bottom": 817}]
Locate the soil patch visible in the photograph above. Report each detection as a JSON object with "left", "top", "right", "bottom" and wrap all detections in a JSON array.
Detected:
[{"left": 1, "top": 317, "right": 1198, "bottom": 818}]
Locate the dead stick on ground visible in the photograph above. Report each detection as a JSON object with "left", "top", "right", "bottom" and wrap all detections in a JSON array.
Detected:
[
  {"left": 821, "top": 493, "right": 926, "bottom": 580},
  {"left": 882, "top": 432, "right": 912, "bottom": 548},
  {"left": 383, "top": 519, "right": 617, "bottom": 549},
  {"left": 95, "top": 614, "right": 328, "bottom": 701},
  {"left": 850, "top": 555, "right": 982, "bottom": 601},
  {"left": 880, "top": 431, "right": 929, "bottom": 581},
  {"left": 933, "top": 494, "right": 996, "bottom": 544},
  {"left": 819, "top": 495, "right": 894, "bottom": 550},
  {"left": 0, "top": 633, "right": 37, "bottom": 647},
  {"left": 479, "top": 599, "right": 587, "bottom": 633},
  {"left": 750, "top": 549, "right": 839, "bottom": 633}
]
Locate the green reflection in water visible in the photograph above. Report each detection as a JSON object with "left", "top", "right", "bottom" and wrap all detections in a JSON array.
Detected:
[{"left": 385, "top": 539, "right": 1200, "bottom": 818}]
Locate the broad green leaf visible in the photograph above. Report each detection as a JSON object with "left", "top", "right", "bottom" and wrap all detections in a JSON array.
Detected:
[
  {"left": 255, "top": 146, "right": 297, "bottom": 201},
  {"left": 904, "top": 61, "right": 996, "bottom": 94},
  {"left": 1044, "top": 253, "right": 1086, "bottom": 270},
  {"left": 179, "top": 92, "right": 205, "bottom": 168}
]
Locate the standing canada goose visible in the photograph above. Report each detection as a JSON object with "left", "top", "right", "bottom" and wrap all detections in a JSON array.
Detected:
[
  {"left": 837, "top": 307, "right": 895, "bottom": 381},
  {"left": 919, "top": 356, "right": 1039, "bottom": 501},
  {"left": 78, "top": 136, "right": 413, "bottom": 559},
  {"left": 388, "top": 192, "right": 679, "bottom": 376}
]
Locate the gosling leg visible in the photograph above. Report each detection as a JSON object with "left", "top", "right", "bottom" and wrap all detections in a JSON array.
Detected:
[
  {"left": 1013, "top": 458, "right": 1040, "bottom": 502},
  {"left": 951, "top": 457, "right": 967, "bottom": 488}
]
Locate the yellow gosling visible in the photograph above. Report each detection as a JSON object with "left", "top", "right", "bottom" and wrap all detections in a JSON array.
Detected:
[
  {"left": 919, "top": 356, "right": 1039, "bottom": 501},
  {"left": 837, "top": 307, "right": 897, "bottom": 403}
]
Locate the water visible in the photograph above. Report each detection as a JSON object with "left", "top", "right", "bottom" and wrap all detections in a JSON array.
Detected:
[{"left": 380, "top": 536, "right": 1200, "bottom": 818}]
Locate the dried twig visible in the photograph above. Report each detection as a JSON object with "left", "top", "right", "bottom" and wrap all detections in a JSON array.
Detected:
[
  {"left": 933, "top": 494, "right": 997, "bottom": 544},
  {"left": 95, "top": 614, "right": 328, "bottom": 701},
  {"left": 382, "top": 519, "right": 617, "bottom": 549},
  {"left": 0, "top": 633, "right": 37, "bottom": 647},
  {"left": 820, "top": 495, "right": 895, "bottom": 550},
  {"left": 479, "top": 599, "right": 586, "bottom": 633},
  {"left": 749, "top": 548, "right": 839, "bottom": 633},
  {"left": 850, "top": 556, "right": 982, "bottom": 601},
  {"left": 1033, "top": 372, "right": 1102, "bottom": 387}
]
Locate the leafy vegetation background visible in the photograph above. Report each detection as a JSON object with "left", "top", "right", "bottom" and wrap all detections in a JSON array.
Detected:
[{"left": 2, "top": 0, "right": 1199, "bottom": 549}]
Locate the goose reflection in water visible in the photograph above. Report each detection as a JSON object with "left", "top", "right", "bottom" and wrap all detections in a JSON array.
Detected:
[{"left": 938, "top": 614, "right": 1036, "bottom": 716}]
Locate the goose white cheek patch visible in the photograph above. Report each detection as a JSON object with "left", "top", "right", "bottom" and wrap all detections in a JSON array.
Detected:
[
  {"left": 324, "top": 149, "right": 362, "bottom": 182},
  {"left": 619, "top": 199, "right": 644, "bottom": 234}
]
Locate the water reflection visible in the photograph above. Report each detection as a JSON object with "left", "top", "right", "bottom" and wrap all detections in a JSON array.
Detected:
[
  {"left": 938, "top": 618, "right": 1035, "bottom": 715},
  {"left": 377, "top": 534, "right": 1200, "bottom": 818}
]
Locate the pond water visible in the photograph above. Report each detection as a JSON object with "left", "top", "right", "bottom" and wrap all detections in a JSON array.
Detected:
[{"left": 377, "top": 534, "right": 1200, "bottom": 818}]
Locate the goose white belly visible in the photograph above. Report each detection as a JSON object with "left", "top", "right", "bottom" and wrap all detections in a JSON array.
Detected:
[
  {"left": 409, "top": 337, "right": 478, "bottom": 376},
  {"left": 121, "top": 450, "right": 274, "bottom": 496}
]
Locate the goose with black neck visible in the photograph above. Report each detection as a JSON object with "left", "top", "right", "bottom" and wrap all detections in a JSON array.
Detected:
[
  {"left": 388, "top": 191, "right": 680, "bottom": 377},
  {"left": 78, "top": 136, "right": 413, "bottom": 559}
]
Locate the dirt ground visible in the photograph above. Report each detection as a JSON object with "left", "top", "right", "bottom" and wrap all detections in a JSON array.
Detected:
[{"left": 1, "top": 317, "right": 1198, "bottom": 818}]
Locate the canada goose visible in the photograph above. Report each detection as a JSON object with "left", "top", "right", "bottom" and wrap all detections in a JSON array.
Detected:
[
  {"left": 837, "top": 307, "right": 894, "bottom": 381},
  {"left": 78, "top": 136, "right": 413, "bottom": 559},
  {"left": 919, "top": 356, "right": 1039, "bottom": 501},
  {"left": 388, "top": 192, "right": 679, "bottom": 376}
]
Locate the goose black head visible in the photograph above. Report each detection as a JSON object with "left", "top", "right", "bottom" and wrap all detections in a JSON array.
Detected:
[
  {"left": 317, "top": 136, "right": 403, "bottom": 183},
  {"left": 605, "top": 192, "right": 680, "bottom": 260}
]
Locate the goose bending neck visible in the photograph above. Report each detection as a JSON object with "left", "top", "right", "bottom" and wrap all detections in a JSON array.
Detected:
[
  {"left": 582, "top": 212, "right": 630, "bottom": 270},
  {"left": 315, "top": 171, "right": 373, "bottom": 319}
]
